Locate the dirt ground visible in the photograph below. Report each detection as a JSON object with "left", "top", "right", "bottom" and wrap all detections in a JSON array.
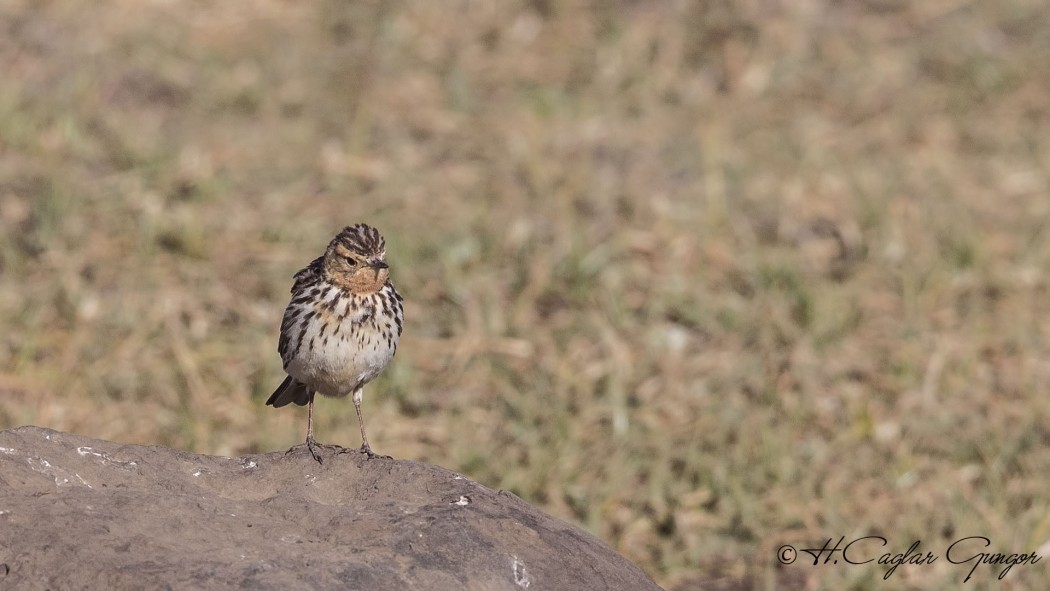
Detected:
[{"left": 0, "top": 426, "right": 661, "bottom": 590}]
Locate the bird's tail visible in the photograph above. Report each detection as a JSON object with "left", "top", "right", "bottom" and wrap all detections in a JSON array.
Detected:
[{"left": 266, "top": 375, "right": 312, "bottom": 407}]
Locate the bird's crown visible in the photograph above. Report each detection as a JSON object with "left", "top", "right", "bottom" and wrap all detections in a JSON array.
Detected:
[{"left": 322, "top": 223, "right": 391, "bottom": 294}]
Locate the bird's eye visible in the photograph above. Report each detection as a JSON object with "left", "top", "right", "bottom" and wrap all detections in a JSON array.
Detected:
[{"left": 344, "top": 257, "right": 357, "bottom": 266}]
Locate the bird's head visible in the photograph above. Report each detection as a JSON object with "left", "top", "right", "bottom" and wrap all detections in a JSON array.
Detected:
[{"left": 323, "top": 223, "right": 390, "bottom": 294}]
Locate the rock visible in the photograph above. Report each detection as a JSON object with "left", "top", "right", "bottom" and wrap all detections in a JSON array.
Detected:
[{"left": 0, "top": 426, "right": 662, "bottom": 590}]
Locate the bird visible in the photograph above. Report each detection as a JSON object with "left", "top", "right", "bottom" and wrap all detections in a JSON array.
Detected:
[{"left": 266, "top": 223, "right": 403, "bottom": 463}]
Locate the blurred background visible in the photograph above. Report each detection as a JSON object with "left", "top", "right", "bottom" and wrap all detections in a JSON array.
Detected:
[{"left": 2, "top": 1, "right": 1049, "bottom": 588}]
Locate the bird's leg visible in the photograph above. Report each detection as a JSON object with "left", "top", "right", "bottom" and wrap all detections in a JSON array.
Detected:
[
  {"left": 353, "top": 387, "right": 377, "bottom": 458},
  {"left": 305, "top": 390, "right": 323, "bottom": 464}
]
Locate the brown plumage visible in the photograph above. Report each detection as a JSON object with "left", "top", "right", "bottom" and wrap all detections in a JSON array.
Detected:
[{"left": 267, "top": 223, "right": 404, "bottom": 462}]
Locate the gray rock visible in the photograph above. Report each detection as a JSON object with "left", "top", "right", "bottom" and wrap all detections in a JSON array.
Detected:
[{"left": 0, "top": 426, "right": 662, "bottom": 590}]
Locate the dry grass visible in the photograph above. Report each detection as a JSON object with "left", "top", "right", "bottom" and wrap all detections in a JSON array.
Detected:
[{"left": 3, "top": 1, "right": 1050, "bottom": 588}]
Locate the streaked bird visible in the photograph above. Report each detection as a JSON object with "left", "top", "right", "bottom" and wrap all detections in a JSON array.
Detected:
[{"left": 267, "top": 223, "right": 403, "bottom": 462}]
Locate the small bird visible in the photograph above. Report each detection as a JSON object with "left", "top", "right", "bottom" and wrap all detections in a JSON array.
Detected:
[{"left": 267, "top": 224, "right": 404, "bottom": 463}]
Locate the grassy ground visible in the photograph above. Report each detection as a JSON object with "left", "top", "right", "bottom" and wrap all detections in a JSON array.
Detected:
[{"left": 2, "top": 1, "right": 1050, "bottom": 588}]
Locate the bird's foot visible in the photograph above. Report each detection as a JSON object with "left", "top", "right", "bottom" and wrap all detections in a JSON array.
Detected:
[
  {"left": 293, "top": 439, "right": 350, "bottom": 464},
  {"left": 358, "top": 443, "right": 391, "bottom": 460},
  {"left": 306, "top": 436, "right": 324, "bottom": 464}
]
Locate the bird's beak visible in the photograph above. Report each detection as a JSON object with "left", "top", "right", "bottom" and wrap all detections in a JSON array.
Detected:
[{"left": 369, "top": 260, "right": 389, "bottom": 269}]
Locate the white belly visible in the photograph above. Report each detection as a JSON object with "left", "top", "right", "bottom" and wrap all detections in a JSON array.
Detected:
[{"left": 283, "top": 293, "right": 399, "bottom": 398}]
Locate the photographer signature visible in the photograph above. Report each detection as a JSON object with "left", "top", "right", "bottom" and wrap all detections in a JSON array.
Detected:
[{"left": 777, "top": 536, "right": 1041, "bottom": 582}]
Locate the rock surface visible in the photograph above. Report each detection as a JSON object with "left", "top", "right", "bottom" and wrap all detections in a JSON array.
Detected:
[{"left": 0, "top": 426, "right": 661, "bottom": 590}]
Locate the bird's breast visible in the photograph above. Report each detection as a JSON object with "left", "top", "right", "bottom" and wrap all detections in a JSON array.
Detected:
[{"left": 282, "top": 288, "right": 399, "bottom": 397}]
